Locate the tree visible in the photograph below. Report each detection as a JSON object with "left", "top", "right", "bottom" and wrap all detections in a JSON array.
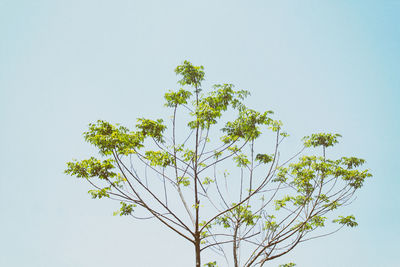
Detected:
[{"left": 65, "top": 61, "right": 371, "bottom": 267}]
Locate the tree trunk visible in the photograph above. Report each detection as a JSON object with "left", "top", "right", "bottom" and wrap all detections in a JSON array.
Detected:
[
  {"left": 195, "top": 85, "right": 201, "bottom": 267},
  {"left": 195, "top": 237, "right": 201, "bottom": 267},
  {"left": 233, "top": 223, "right": 239, "bottom": 267}
]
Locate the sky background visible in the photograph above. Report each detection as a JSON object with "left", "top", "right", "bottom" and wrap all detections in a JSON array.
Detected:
[{"left": 1, "top": 0, "right": 399, "bottom": 266}]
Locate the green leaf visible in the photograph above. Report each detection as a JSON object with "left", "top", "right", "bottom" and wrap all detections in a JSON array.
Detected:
[
  {"left": 114, "top": 202, "right": 136, "bottom": 216},
  {"left": 175, "top": 60, "right": 205, "bottom": 87},
  {"left": 178, "top": 176, "right": 190, "bottom": 186},
  {"left": 233, "top": 153, "right": 250, "bottom": 167},
  {"left": 136, "top": 118, "right": 166, "bottom": 143},
  {"left": 274, "top": 195, "right": 292, "bottom": 210},
  {"left": 333, "top": 215, "right": 358, "bottom": 227},
  {"left": 303, "top": 133, "right": 342, "bottom": 148},
  {"left": 88, "top": 187, "right": 111, "bottom": 199},
  {"left": 164, "top": 88, "right": 192, "bottom": 107},
  {"left": 202, "top": 177, "right": 214, "bottom": 185},
  {"left": 255, "top": 153, "right": 273, "bottom": 164},
  {"left": 145, "top": 150, "right": 175, "bottom": 167},
  {"left": 65, "top": 157, "right": 117, "bottom": 180},
  {"left": 83, "top": 120, "right": 143, "bottom": 156},
  {"left": 222, "top": 108, "right": 273, "bottom": 140}
]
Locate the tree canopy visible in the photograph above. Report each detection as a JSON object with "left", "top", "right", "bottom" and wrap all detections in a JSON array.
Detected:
[{"left": 65, "top": 60, "right": 371, "bottom": 267}]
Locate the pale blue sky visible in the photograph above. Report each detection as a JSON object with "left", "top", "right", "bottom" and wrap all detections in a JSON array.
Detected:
[{"left": 1, "top": 1, "right": 399, "bottom": 266}]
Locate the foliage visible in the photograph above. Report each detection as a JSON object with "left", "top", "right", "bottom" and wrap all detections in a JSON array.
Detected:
[{"left": 65, "top": 61, "right": 371, "bottom": 267}]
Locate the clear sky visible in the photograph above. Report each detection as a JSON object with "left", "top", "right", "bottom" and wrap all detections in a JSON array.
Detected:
[{"left": 1, "top": 0, "right": 399, "bottom": 266}]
